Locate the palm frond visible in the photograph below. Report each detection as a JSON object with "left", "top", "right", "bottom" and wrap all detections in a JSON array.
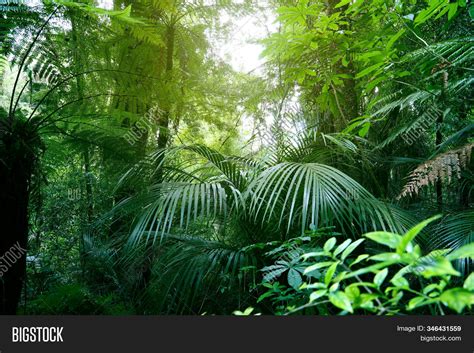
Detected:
[
  {"left": 142, "top": 235, "right": 257, "bottom": 314},
  {"left": 125, "top": 181, "right": 244, "bottom": 246},
  {"left": 246, "top": 162, "right": 401, "bottom": 236},
  {"left": 427, "top": 210, "right": 474, "bottom": 275}
]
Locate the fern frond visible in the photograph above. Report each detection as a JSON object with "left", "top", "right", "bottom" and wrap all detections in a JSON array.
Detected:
[{"left": 399, "top": 143, "right": 474, "bottom": 199}]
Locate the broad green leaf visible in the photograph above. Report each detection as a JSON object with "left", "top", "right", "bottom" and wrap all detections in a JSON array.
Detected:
[
  {"left": 325, "top": 262, "right": 339, "bottom": 285},
  {"left": 464, "top": 273, "right": 474, "bottom": 291},
  {"left": 359, "top": 294, "right": 377, "bottom": 311},
  {"left": 396, "top": 215, "right": 441, "bottom": 254},
  {"left": 358, "top": 123, "right": 370, "bottom": 137},
  {"left": 329, "top": 291, "right": 353, "bottom": 313},
  {"left": 448, "top": 3, "right": 458, "bottom": 21},
  {"left": 369, "top": 252, "right": 401, "bottom": 262},
  {"left": 233, "top": 307, "right": 255, "bottom": 316},
  {"left": 345, "top": 261, "right": 395, "bottom": 279},
  {"left": 407, "top": 296, "right": 426, "bottom": 310},
  {"left": 329, "top": 282, "right": 340, "bottom": 292},
  {"left": 446, "top": 243, "right": 474, "bottom": 261},
  {"left": 335, "top": 0, "right": 351, "bottom": 9},
  {"left": 373, "top": 268, "right": 388, "bottom": 288},
  {"left": 439, "top": 288, "right": 474, "bottom": 314},
  {"left": 364, "top": 231, "right": 401, "bottom": 249},
  {"left": 391, "top": 276, "right": 409, "bottom": 288},
  {"left": 420, "top": 258, "right": 460, "bottom": 278},
  {"left": 345, "top": 285, "right": 360, "bottom": 300},
  {"left": 257, "top": 291, "right": 274, "bottom": 303},
  {"left": 355, "top": 62, "right": 385, "bottom": 79},
  {"left": 302, "top": 282, "right": 326, "bottom": 290},
  {"left": 324, "top": 237, "right": 337, "bottom": 252},
  {"left": 423, "top": 283, "right": 441, "bottom": 295},
  {"left": 288, "top": 269, "right": 303, "bottom": 290},
  {"left": 302, "top": 251, "right": 326, "bottom": 260},
  {"left": 350, "top": 254, "right": 369, "bottom": 267},
  {"left": 310, "top": 289, "right": 328, "bottom": 302},
  {"left": 304, "top": 261, "right": 334, "bottom": 274},
  {"left": 334, "top": 239, "right": 352, "bottom": 257},
  {"left": 386, "top": 29, "right": 406, "bottom": 51}
]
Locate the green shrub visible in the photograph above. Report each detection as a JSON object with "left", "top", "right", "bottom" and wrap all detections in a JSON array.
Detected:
[
  {"left": 248, "top": 216, "right": 474, "bottom": 315},
  {"left": 22, "top": 284, "right": 131, "bottom": 315}
]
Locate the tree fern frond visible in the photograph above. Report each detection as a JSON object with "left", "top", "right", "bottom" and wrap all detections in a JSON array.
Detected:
[{"left": 399, "top": 143, "right": 474, "bottom": 199}]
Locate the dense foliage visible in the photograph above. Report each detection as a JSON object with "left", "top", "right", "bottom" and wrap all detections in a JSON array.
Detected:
[{"left": 0, "top": 0, "right": 472, "bottom": 315}]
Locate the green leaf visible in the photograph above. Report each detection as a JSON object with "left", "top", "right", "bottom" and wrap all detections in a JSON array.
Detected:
[
  {"left": 407, "top": 296, "right": 426, "bottom": 310},
  {"left": 464, "top": 273, "right": 474, "bottom": 291},
  {"left": 369, "top": 253, "right": 402, "bottom": 262},
  {"left": 391, "top": 276, "right": 409, "bottom": 288},
  {"left": 325, "top": 262, "right": 339, "bottom": 285},
  {"left": 303, "top": 282, "right": 327, "bottom": 290},
  {"left": 386, "top": 29, "right": 406, "bottom": 51},
  {"left": 257, "top": 291, "right": 274, "bottom": 303},
  {"left": 310, "top": 289, "right": 328, "bottom": 302},
  {"left": 373, "top": 268, "right": 389, "bottom": 288},
  {"left": 358, "top": 123, "right": 370, "bottom": 137},
  {"left": 355, "top": 62, "right": 385, "bottom": 79},
  {"left": 334, "top": 239, "right": 352, "bottom": 257},
  {"left": 329, "top": 282, "right": 340, "bottom": 292},
  {"left": 396, "top": 215, "right": 441, "bottom": 254},
  {"left": 304, "top": 261, "right": 334, "bottom": 274},
  {"left": 422, "top": 283, "right": 441, "bottom": 295},
  {"left": 335, "top": 0, "right": 351, "bottom": 9},
  {"left": 233, "top": 307, "right": 255, "bottom": 316},
  {"left": 446, "top": 243, "right": 474, "bottom": 261},
  {"left": 359, "top": 294, "right": 377, "bottom": 311},
  {"left": 439, "top": 288, "right": 474, "bottom": 314},
  {"left": 301, "top": 251, "right": 327, "bottom": 260},
  {"left": 329, "top": 291, "right": 353, "bottom": 313},
  {"left": 419, "top": 258, "right": 460, "bottom": 278},
  {"left": 447, "top": 3, "right": 458, "bottom": 21},
  {"left": 324, "top": 237, "right": 337, "bottom": 252},
  {"left": 341, "top": 239, "right": 365, "bottom": 261},
  {"left": 288, "top": 269, "right": 303, "bottom": 290},
  {"left": 350, "top": 254, "right": 369, "bottom": 267},
  {"left": 364, "top": 232, "right": 401, "bottom": 249},
  {"left": 345, "top": 285, "right": 360, "bottom": 300}
]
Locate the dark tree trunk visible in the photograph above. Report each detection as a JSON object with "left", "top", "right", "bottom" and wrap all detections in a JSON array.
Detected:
[
  {"left": 137, "top": 24, "right": 176, "bottom": 311},
  {"left": 156, "top": 23, "right": 175, "bottom": 169},
  {"left": 0, "top": 120, "right": 37, "bottom": 314},
  {"left": 435, "top": 70, "right": 448, "bottom": 211}
]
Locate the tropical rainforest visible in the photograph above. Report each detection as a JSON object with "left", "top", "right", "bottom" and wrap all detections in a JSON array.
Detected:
[{"left": 0, "top": 0, "right": 473, "bottom": 315}]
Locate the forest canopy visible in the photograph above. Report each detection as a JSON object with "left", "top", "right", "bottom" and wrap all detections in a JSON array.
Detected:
[{"left": 0, "top": 0, "right": 473, "bottom": 315}]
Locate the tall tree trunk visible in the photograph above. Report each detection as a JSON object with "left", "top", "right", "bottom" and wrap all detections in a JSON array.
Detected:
[
  {"left": 70, "top": 8, "right": 94, "bottom": 274},
  {"left": 136, "top": 23, "right": 176, "bottom": 312},
  {"left": 435, "top": 69, "right": 448, "bottom": 210},
  {"left": 156, "top": 23, "right": 175, "bottom": 167},
  {"left": 0, "top": 120, "right": 38, "bottom": 313}
]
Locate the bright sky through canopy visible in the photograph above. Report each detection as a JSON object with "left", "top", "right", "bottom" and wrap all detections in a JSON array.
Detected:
[{"left": 213, "top": 8, "right": 276, "bottom": 74}]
